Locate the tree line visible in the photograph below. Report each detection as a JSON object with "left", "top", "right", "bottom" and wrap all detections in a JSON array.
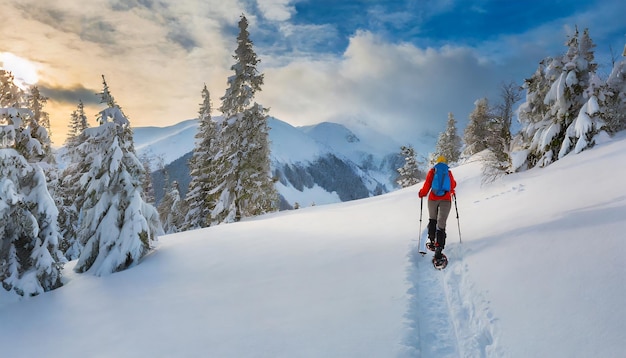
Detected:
[
  {"left": 0, "top": 15, "right": 277, "bottom": 296},
  {"left": 397, "top": 27, "right": 626, "bottom": 187},
  {"left": 2, "top": 22, "right": 624, "bottom": 296}
]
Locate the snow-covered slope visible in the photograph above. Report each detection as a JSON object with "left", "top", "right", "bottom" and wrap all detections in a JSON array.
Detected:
[
  {"left": 134, "top": 119, "right": 199, "bottom": 165},
  {"left": 300, "top": 121, "right": 399, "bottom": 166},
  {"left": 2, "top": 130, "right": 624, "bottom": 357},
  {"left": 134, "top": 117, "right": 403, "bottom": 209}
]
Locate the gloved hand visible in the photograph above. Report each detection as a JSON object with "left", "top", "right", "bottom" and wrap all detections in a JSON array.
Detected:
[{"left": 418, "top": 190, "right": 426, "bottom": 198}]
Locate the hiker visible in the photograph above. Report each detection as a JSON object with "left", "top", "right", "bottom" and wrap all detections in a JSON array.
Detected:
[{"left": 418, "top": 155, "right": 456, "bottom": 264}]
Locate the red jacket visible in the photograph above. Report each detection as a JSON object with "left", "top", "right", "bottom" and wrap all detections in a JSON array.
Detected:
[{"left": 418, "top": 167, "right": 456, "bottom": 201}]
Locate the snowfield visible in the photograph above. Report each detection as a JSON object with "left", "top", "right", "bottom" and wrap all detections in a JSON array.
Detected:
[{"left": 1, "top": 132, "right": 625, "bottom": 357}]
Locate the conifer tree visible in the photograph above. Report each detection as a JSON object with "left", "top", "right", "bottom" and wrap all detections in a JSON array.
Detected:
[
  {"left": 139, "top": 153, "right": 156, "bottom": 205},
  {"left": 513, "top": 57, "right": 558, "bottom": 169},
  {"left": 463, "top": 98, "right": 491, "bottom": 157},
  {"left": 0, "top": 70, "right": 64, "bottom": 296},
  {"left": 65, "top": 100, "right": 89, "bottom": 146},
  {"left": 186, "top": 84, "right": 219, "bottom": 229},
  {"left": 435, "top": 113, "right": 462, "bottom": 163},
  {"left": 210, "top": 15, "right": 278, "bottom": 224},
  {"left": 515, "top": 27, "right": 599, "bottom": 168},
  {"left": 556, "top": 28, "right": 603, "bottom": 157},
  {"left": 396, "top": 145, "right": 422, "bottom": 188},
  {"left": 0, "top": 71, "right": 22, "bottom": 109},
  {"left": 604, "top": 57, "right": 626, "bottom": 132},
  {"left": 72, "top": 76, "right": 162, "bottom": 276},
  {"left": 158, "top": 181, "right": 187, "bottom": 234},
  {"left": 58, "top": 101, "right": 91, "bottom": 259},
  {"left": 25, "top": 86, "right": 54, "bottom": 162}
]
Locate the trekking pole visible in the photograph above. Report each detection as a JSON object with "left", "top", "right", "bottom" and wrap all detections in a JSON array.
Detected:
[
  {"left": 418, "top": 197, "right": 426, "bottom": 255},
  {"left": 453, "top": 194, "right": 462, "bottom": 243},
  {"left": 419, "top": 197, "right": 423, "bottom": 235}
]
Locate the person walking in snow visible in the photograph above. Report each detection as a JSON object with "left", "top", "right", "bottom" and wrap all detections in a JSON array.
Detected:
[{"left": 418, "top": 155, "right": 456, "bottom": 264}]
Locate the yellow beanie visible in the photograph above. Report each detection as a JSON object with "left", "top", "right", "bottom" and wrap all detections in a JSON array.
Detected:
[{"left": 436, "top": 155, "right": 447, "bottom": 164}]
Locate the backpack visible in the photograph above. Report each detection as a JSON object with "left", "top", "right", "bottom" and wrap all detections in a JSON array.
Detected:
[{"left": 431, "top": 162, "right": 451, "bottom": 196}]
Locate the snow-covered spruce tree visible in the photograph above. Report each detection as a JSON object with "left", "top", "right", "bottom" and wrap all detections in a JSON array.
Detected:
[
  {"left": 24, "top": 86, "right": 54, "bottom": 163},
  {"left": 463, "top": 98, "right": 491, "bottom": 157},
  {"left": 65, "top": 100, "right": 89, "bottom": 146},
  {"left": 603, "top": 56, "right": 626, "bottom": 132},
  {"left": 210, "top": 15, "right": 278, "bottom": 224},
  {"left": 139, "top": 153, "right": 156, "bottom": 205},
  {"left": 435, "top": 112, "right": 462, "bottom": 163},
  {"left": 515, "top": 27, "right": 599, "bottom": 169},
  {"left": 73, "top": 76, "right": 163, "bottom": 276},
  {"left": 158, "top": 181, "right": 187, "bottom": 234},
  {"left": 513, "top": 57, "right": 559, "bottom": 170},
  {"left": 0, "top": 70, "right": 22, "bottom": 109},
  {"left": 557, "top": 28, "right": 605, "bottom": 156},
  {"left": 58, "top": 101, "right": 92, "bottom": 259},
  {"left": 396, "top": 145, "right": 422, "bottom": 188},
  {"left": 24, "top": 85, "right": 63, "bottom": 248},
  {"left": 185, "top": 84, "right": 219, "bottom": 229},
  {"left": 0, "top": 73, "right": 64, "bottom": 296}
]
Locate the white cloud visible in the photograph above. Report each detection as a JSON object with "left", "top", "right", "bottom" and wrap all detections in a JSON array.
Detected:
[
  {"left": 2, "top": 0, "right": 624, "bottom": 152},
  {"left": 259, "top": 31, "right": 504, "bottom": 151},
  {"left": 256, "top": 0, "right": 296, "bottom": 22},
  {"left": 0, "top": 0, "right": 246, "bottom": 142}
]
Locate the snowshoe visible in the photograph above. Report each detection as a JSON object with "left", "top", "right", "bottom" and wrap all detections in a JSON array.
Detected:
[
  {"left": 426, "top": 241, "right": 436, "bottom": 252},
  {"left": 432, "top": 253, "right": 448, "bottom": 270}
]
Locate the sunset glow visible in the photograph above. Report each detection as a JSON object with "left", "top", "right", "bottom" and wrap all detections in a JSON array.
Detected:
[{"left": 0, "top": 52, "right": 39, "bottom": 87}]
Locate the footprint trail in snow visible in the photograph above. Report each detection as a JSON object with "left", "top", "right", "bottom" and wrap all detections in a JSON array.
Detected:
[{"left": 402, "top": 234, "right": 504, "bottom": 357}]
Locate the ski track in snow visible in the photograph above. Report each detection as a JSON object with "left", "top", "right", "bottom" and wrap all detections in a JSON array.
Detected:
[{"left": 401, "top": 232, "right": 505, "bottom": 358}]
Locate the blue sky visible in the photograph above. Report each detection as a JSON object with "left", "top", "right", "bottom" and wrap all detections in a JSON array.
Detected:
[
  {"left": 254, "top": 0, "right": 624, "bottom": 62},
  {"left": 1, "top": 0, "right": 625, "bottom": 150}
]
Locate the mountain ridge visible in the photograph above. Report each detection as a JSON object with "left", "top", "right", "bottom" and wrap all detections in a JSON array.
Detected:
[{"left": 134, "top": 117, "right": 404, "bottom": 209}]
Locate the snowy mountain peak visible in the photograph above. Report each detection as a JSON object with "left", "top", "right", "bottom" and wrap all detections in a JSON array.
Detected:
[{"left": 134, "top": 117, "right": 404, "bottom": 209}]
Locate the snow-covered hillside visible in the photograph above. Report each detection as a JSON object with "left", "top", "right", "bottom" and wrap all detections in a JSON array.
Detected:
[
  {"left": 2, "top": 130, "right": 624, "bottom": 357},
  {"left": 134, "top": 119, "right": 199, "bottom": 165},
  {"left": 134, "top": 117, "right": 404, "bottom": 209}
]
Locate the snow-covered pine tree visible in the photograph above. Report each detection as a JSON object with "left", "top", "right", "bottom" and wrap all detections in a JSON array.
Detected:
[
  {"left": 210, "top": 15, "right": 278, "bottom": 224},
  {"left": 513, "top": 56, "right": 559, "bottom": 170},
  {"left": 603, "top": 56, "right": 626, "bottom": 132},
  {"left": 463, "top": 98, "right": 491, "bottom": 157},
  {"left": 185, "top": 84, "right": 219, "bottom": 229},
  {"left": 158, "top": 181, "right": 187, "bottom": 234},
  {"left": 516, "top": 27, "right": 599, "bottom": 168},
  {"left": 0, "top": 70, "right": 64, "bottom": 296},
  {"left": 24, "top": 86, "right": 54, "bottom": 163},
  {"left": 139, "top": 153, "right": 156, "bottom": 205},
  {"left": 65, "top": 100, "right": 89, "bottom": 146},
  {"left": 0, "top": 144, "right": 65, "bottom": 296},
  {"left": 24, "top": 85, "right": 62, "bottom": 247},
  {"left": 58, "top": 101, "right": 92, "bottom": 259},
  {"left": 435, "top": 112, "right": 462, "bottom": 163},
  {"left": 396, "top": 145, "right": 422, "bottom": 188},
  {"left": 556, "top": 28, "right": 604, "bottom": 156},
  {"left": 73, "top": 76, "right": 163, "bottom": 276},
  {"left": 0, "top": 70, "right": 21, "bottom": 109}
]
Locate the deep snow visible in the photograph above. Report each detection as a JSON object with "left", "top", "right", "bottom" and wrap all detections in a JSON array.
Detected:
[{"left": 1, "top": 132, "right": 625, "bottom": 357}]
